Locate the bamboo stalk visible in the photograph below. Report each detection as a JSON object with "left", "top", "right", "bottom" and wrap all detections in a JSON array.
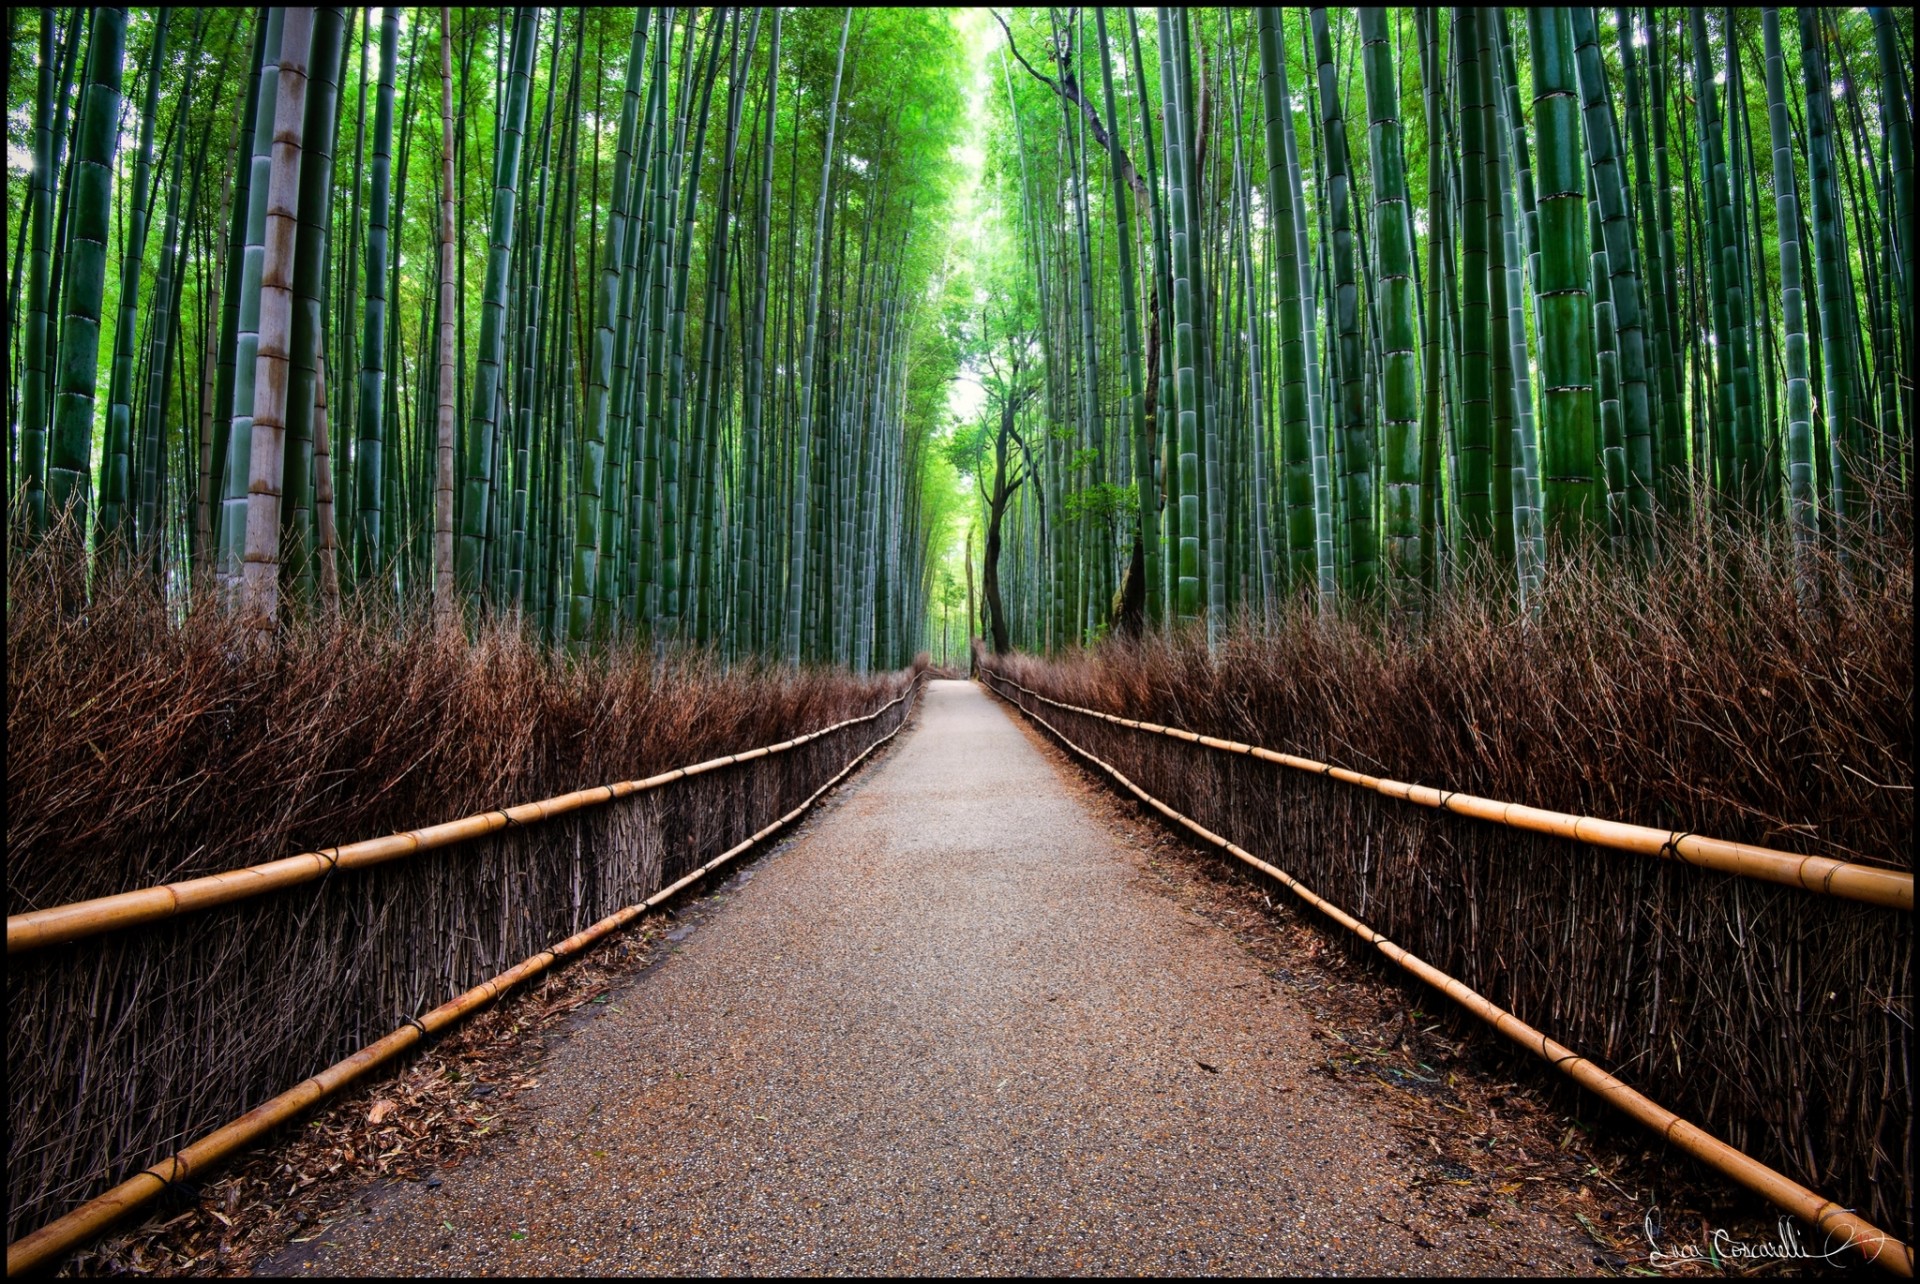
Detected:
[
  {"left": 982, "top": 673, "right": 1912, "bottom": 1278},
  {"left": 8, "top": 685, "right": 918, "bottom": 955},
  {"left": 4, "top": 682, "right": 918, "bottom": 1278},
  {"left": 981, "top": 674, "right": 1910, "bottom": 911}
]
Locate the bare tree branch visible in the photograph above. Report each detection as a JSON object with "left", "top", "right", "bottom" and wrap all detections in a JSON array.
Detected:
[{"left": 991, "top": 8, "right": 1151, "bottom": 210}]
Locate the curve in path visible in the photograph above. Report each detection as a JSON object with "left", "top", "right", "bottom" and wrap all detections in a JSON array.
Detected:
[{"left": 286, "top": 679, "right": 1587, "bottom": 1275}]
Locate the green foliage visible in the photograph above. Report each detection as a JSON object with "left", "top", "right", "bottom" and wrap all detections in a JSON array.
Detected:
[{"left": 4, "top": 6, "right": 1915, "bottom": 658}]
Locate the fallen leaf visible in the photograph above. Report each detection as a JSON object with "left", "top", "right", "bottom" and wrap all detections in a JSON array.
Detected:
[{"left": 1573, "top": 1212, "right": 1613, "bottom": 1247}]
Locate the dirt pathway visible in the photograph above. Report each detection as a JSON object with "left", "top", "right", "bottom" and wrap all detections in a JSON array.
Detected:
[{"left": 282, "top": 678, "right": 1589, "bottom": 1275}]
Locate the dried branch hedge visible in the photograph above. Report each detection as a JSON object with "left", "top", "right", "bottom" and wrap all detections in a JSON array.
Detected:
[
  {"left": 983, "top": 512, "right": 1912, "bottom": 1240},
  {"left": 6, "top": 553, "right": 921, "bottom": 1244}
]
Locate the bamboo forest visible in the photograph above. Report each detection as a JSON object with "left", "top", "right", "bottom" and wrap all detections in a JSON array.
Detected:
[{"left": 5, "top": 7, "right": 1914, "bottom": 1278}]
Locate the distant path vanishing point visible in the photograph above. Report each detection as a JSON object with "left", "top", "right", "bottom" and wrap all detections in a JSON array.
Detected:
[{"left": 285, "top": 678, "right": 1589, "bottom": 1276}]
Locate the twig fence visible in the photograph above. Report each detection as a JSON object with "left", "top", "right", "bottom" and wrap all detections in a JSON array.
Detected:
[
  {"left": 981, "top": 666, "right": 1913, "bottom": 1276},
  {"left": 6, "top": 679, "right": 921, "bottom": 1274}
]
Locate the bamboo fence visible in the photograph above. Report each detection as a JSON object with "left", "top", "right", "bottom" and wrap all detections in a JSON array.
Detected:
[
  {"left": 8, "top": 692, "right": 919, "bottom": 954},
  {"left": 6, "top": 678, "right": 921, "bottom": 1259},
  {"left": 980, "top": 663, "right": 1914, "bottom": 1263},
  {"left": 982, "top": 675, "right": 1911, "bottom": 909}
]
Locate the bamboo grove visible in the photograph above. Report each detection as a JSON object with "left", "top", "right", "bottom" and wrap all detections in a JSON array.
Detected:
[
  {"left": 5, "top": 8, "right": 971, "bottom": 668},
  {"left": 965, "top": 7, "right": 1914, "bottom": 653}
]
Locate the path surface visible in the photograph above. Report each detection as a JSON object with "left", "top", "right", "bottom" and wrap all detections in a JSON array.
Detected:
[{"left": 285, "top": 679, "right": 1587, "bottom": 1276}]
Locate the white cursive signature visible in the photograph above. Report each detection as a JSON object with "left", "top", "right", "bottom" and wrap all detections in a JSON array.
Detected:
[{"left": 1642, "top": 1210, "right": 1868, "bottom": 1268}]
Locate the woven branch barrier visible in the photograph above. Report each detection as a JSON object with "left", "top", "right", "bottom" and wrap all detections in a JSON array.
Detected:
[
  {"left": 6, "top": 678, "right": 920, "bottom": 1261},
  {"left": 985, "top": 676, "right": 1910, "bottom": 910},
  {"left": 8, "top": 690, "right": 919, "bottom": 955},
  {"left": 980, "top": 665, "right": 1913, "bottom": 1268}
]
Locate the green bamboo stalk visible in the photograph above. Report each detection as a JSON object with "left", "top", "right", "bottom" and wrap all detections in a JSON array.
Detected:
[
  {"left": 1256, "top": 8, "right": 1316, "bottom": 598},
  {"left": 1643, "top": 9, "right": 1688, "bottom": 511},
  {"left": 639, "top": 11, "right": 674, "bottom": 631},
  {"left": 1480, "top": 7, "right": 1516, "bottom": 577},
  {"left": 353, "top": 7, "right": 398, "bottom": 582},
  {"left": 786, "top": 8, "right": 852, "bottom": 666},
  {"left": 1311, "top": 6, "right": 1378, "bottom": 594},
  {"left": 19, "top": 9, "right": 61, "bottom": 536},
  {"left": 280, "top": 5, "right": 346, "bottom": 603},
  {"left": 1488, "top": 23, "right": 1539, "bottom": 599},
  {"left": 1096, "top": 7, "right": 1160, "bottom": 632},
  {"left": 1124, "top": 10, "right": 1176, "bottom": 625},
  {"left": 456, "top": 6, "right": 537, "bottom": 606},
  {"left": 1455, "top": 7, "right": 1493, "bottom": 550},
  {"left": 1224, "top": 10, "right": 1274, "bottom": 613},
  {"left": 46, "top": 6, "right": 129, "bottom": 546},
  {"left": 566, "top": 8, "right": 648, "bottom": 646},
  {"left": 1823, "top": 20, "right": 1896, "bottom": 475},
  {"left": 1761, "top": 9, "right": 1816, "bottom": 580},
  {"left": 1690, "top": 9, "right": 1748, "bottom": 506},
  {"left": 1617, "top": 6, "right": 1677, "bottom": 521},
  {"left": 1572, "top": 7, "right": 1654, "bottom": 553},
  {"left": 1798, "top": 9, "right": 1859, "bottom": 531},
  {"left": 42, "top": 9, "right": 90, "bottom": 458},
  {"left": 432, "top": 7, "right": 457, "bottom": 622},
  {"left": 1156, "top": 7, "right": 1202, "bottom": 623},
  {"left": 1494, "top": 9, "right": 1546, "bottom": 572},
  {"left": 312, "top": 355, "right": 340, "bottom": 613},
  {"left": 332, "top": 10, "right": 368, "bottom": 537},
  {"left": 1361, "top": 8, "right": 1421, "bottom": 598},
  {"left": 508, "top": 9, "right": 562, "bottom": 616},
  {"left": 137, "top": 21, "right": 195, "bottom": 569},
  {"left": 737, "top": 9, "right": 780, "bottom": 653},
  {"left": 692, "top": 11, "right": 756, "bottom": 645},
  {"left": 1591, "top": 190, "right": 1627, "bottom": 549},
  {"left": 98, "top": 10, "right": 168, "bottom": 552},
  {"left": 1529, "top": 7, "right": 1599, "bottom": 542},
  {"left": 1180, "top": 9, "right": 1222, "bottom": 641},
  {"left": 1870, "top": 5, "right": 1911, "bottom": 459},
  {"left": 1417, "top": 8, "right": 1446, "bottom": 594},
  {"left": 1728, "top": 21, "right": 1780, "bottom": 516},
  {"left": 664, "top": 13, "right": 728, "bottom": 629}
]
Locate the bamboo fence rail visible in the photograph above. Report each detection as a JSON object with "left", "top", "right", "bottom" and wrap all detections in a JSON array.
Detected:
[
  {"left": 983, "top": 675, "right": 1911, "bottom": 910},
  {"left": 6, "top": 679, "right": 921, "bottom": 1276},
  {"left": 8, "top": 688, "right": 918, "bottom": 955},
  {"left": 981, "top": 671, "right": 1913, "bottom": 1277}
]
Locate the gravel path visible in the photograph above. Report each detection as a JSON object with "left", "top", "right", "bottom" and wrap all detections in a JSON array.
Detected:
[{"left": 282, "top": 679, "right": 1589, "bottom": 1276}]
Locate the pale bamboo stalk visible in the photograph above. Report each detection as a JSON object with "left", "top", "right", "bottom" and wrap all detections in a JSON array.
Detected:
[{"left": 240, "top": 8, "right": 317, "bottom": 641}]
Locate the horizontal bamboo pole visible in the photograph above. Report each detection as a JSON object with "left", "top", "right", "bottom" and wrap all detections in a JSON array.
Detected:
[
  {"left": 5, "top": 683, "right": 917, "bottom": 1278},
  {"left": 983, "top": 677, "right": 1913, "bottom": 1278},
  {"left": 8, "top": 688, "right": 916, "bottom": 955},
  {"left": 982, "top": 674, "right": 1910, "bottom": 911}
]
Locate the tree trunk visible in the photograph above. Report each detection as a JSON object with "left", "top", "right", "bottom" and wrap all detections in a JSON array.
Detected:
[{"left": 964, "top": 523, "right": 977, "bottom": 672}]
